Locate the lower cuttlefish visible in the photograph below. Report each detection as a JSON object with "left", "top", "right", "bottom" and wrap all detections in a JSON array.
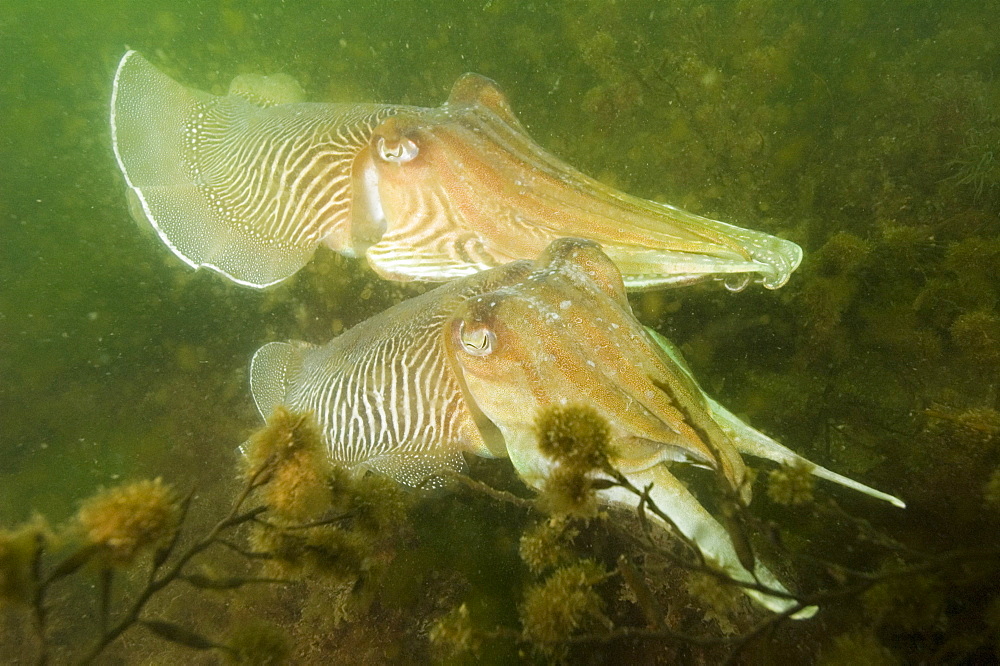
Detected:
[
  {"left": 249, "top": 238, "right": 903, "bottom": 617},
  {"left": 111, "top": 51, "right": 801, "bottom": 291}
]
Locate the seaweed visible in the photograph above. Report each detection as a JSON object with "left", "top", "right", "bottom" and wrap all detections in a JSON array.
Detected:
[
  {"left": 0, "top": 408, "right": 409, "bottom": 664},
  {"left": 426, "top": 405, "right": 1000, "bottom": 664}
]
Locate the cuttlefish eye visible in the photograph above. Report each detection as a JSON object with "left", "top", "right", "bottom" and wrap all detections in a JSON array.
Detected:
[
  {"left": 376, "top": 135, "right": 419, "bottom": 164},
  {"left": 457, "top": 321, "right": 495, "bottom": 356}
]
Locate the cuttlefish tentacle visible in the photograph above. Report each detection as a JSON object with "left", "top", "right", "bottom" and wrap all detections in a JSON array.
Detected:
[
  {"left": 249, "top": 238, "right": 900, "bottom": 616},
  {"left": 112, "top": 51, "right": 802, "bottom": 290}
]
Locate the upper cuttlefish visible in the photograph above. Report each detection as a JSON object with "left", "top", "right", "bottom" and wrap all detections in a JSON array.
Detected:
[{"left": 110, "top": 51, "right": 802, "bottom": 290}]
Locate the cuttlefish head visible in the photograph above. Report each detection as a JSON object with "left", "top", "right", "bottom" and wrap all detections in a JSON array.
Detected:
[
  {"left": 443, "top": 237, "right": 748, "bottom": 495},
  {"left": 361, "top": 74, "right": 801, "bottom": 290}
]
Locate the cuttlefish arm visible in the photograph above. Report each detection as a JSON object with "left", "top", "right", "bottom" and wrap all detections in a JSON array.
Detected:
[
  {"left": 111, "top": 51, "right": 801, "bottom": 290},
  {"left": 643, "top": 327, "right": 906, "bottom": 508}
]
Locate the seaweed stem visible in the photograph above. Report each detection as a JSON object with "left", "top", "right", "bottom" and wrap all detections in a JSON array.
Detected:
[{"left": 76, "top": 461, "right": 276, "bottom": 664}]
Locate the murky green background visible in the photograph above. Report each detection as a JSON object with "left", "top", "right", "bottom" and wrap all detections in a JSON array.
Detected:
[{"left": 2, "top": 0, "right": 998, "bottom": 662}]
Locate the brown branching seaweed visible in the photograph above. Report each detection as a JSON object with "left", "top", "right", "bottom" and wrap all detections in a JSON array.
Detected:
[
  {"left": 429, "top": 404, "right": 1000, "bottom": 664},
  {"left": 0, "top": 407, "right": 409, "bottom": 665},
  {"left": 6, "top": 403, "right": 1000, "bottom": 664},
  {"left": 10, "top": 453, "right": 283, "bottom": 664},
  {"left": 1, "top": 468, "right": 280, "bottom": 664}
]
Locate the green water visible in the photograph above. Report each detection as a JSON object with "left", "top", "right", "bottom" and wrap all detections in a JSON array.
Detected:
[{"left": 2, "top": 1, "right": 998, "bottom": 663}]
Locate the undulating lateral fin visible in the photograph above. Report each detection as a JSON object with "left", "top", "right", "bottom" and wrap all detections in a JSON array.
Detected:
[
  {"left": 644, "top": 327, "right": 906, "bottom": 508},
  {"left": 112, "top": 51, "right": 397, "bottom": 288},
  {"left": 111, "top": 51, "right": 317, "bottom": 287},
  {"left": 249, "top": 341, "right": 297, "bottom": 419},
  {"left": 364, "top": 451, "right": 467, "bottom": 489}
]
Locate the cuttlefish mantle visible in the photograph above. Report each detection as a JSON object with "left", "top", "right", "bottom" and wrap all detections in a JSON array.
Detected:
[
  {"left": 111, "top": 50, "right": 802, "bottom": 290},
  {"left": 248, "top": 238, "right": 901, "bottom": 617}
]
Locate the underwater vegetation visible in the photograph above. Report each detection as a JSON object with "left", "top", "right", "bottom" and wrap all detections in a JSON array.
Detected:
[
  {"left": 425, "top": 405, "right": 1000, "bottom": 663},
  {"left": 4, "top": 405, "right": 999, "bottom": 663},
  {"left": 3, "top": 0, "right": 1000, "bottom": 663},
  {"left": 0, "top": 408, "right": 409, "bottom": 664}
]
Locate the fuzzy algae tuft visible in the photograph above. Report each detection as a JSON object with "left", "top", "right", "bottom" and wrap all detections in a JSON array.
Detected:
[
  {"left": 951, "top": 310, "right": 1000, "bottom": 368},
  {"left": 534, "top": 405, "right": 616, "bottom": 518},
  {"left": 241, "top": 407, "right": 407, "bottom": 589},
  {"left": 766, "top": 460, "right": 816, "bottom": 506},
  {"left": 535, "top": 404, "right": 615, "bottom": 471},
  {"left": 519, "top": 560, "right": 609, "bottom": 657},
  {"left": 242, "top": 405, "right": 333, "bottom": 522},
  {"left": 685, "top": 571, "right": 744, "bottom": 634},
  {"left": 519, "top": 516, "right": 579, "bottom": 575},
  {"left": 428, "top": 603, "right": 479, "bottom": 660},
  {"left": 76, "top": 478, "right": 180, "bottom": 566}
]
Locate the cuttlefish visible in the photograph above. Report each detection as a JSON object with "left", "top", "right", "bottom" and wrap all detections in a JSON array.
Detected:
[
  {"left": 249, "top": 238, "right": 902, "bottom": 617},
  {"left": 111, "top": 51, "right": 801, "bottom": 291}
]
